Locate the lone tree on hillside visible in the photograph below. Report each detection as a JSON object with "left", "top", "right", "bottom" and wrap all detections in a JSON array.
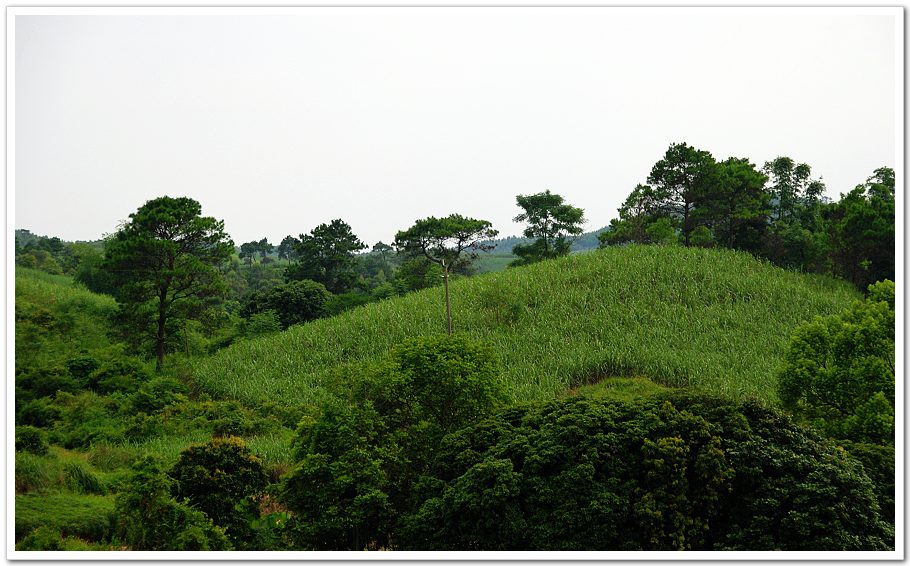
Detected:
[
  {"left": 103, "top": 196, "right": 234, "bottom": 371},
  {"left": 394, "top": 214, "right": 497, "bottom": 334},
  {"left": 511, "top": 190, "right": 586, "bottom": 266}
]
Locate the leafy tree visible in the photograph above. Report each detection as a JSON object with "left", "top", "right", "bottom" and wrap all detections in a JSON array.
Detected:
[
  {"left": 276, "top": 235, "right": 300, "bottom": 265},
  {"left": 289, "top": 219, "right": 366, "bottom": 294},
  {"left": 391, "top": 257, "right": 443, "bottom": 294},
  {"left": 239, "top": 242, "right": 258, "bottom": 267},
  {"left": 646, "top": 142, "right": 718, "bottom": 247},
  {"left": 394, "top": 215, "right": 497, "bottom": 334},
  {"left": 113, "top": 456, "right": 231, "bottom": 550},
  {"left": 825, "top": 167, "right": 894, "bottom": 290},
  {"left": 777, "top": 280, "right": 894, "bottom": 445},
  {"left": 257, "top": 238, "right": 273, "bottom": 261},
  {"left": 762, "top": 156, "right": 825, "bottom": 222},
  {"left": 511, "top": 190, "right": 585, "bottom": 265},
  {"left": 280, "top": 334, "right": 507, "bottom": 550},
  {"left": 399, "top": 393, "right": 891, "bottom": 550},
  {"left": 598, "top": 184, "right": 666, "bottom": 246},
  {"left": 242, "top": 279, "right": 331, "bottom": 329},
  {"left": 102, "top": 196, "right": 233, "bottom": 371},
  {"left": 170, "top": 436, "right": 269, "bottom": 548},
  {"left": 702, "top": 157, "right": 771, "bottom": 252}
]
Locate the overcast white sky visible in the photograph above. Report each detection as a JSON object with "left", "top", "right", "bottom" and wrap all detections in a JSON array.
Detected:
[{"left": 13, "top": 8, "right": 899, "bottom": 247}]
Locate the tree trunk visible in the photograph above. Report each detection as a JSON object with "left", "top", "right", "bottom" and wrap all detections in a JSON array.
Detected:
[
  {"left": 444, "top": 265, "right": 452, "bottom": 335},
  {"left": 156, "top": 293, "right": 167, "bottom": 372}
]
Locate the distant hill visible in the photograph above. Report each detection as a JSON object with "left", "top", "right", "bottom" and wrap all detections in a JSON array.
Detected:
[
  {"left": 192, "top": 245, "right": 858, "bottom": 409},
  {"left": 479, "top": 226, "right": 609, "bottom": 255}
]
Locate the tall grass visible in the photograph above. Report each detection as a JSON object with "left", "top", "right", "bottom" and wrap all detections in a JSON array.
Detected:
[{"left": 193, "top": 245, "right": 859, "bottom": 407}]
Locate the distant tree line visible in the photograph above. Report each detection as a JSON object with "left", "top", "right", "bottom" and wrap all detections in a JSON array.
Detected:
[
  {"left": 17, "top": 143, "right": 893, "bottom": 368},
  {"left": 599, "top": 142, "right": 894, "bottom": 292}
]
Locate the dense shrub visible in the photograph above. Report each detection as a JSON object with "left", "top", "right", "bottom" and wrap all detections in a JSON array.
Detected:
[
  {"left": 113, "top": 456, "right": 231, "bottom": 551},
  {"left": 777, "top": 280, "right": 894, "bottom": 523},
  {"left": 131, "top": 376, "right": 189, "bottom": 414},
  {"left": 48, "top": 391, "right": 125, "bottom": 449},
  {"left": 170, "top": 436, "right": 269, "bottom": 547},
  {"left": 242, "top": 279, "right": 330, "bottom": 329},
  {"left": 398, "top": 393, "right": 891, "bottom": 550},
  {"left": 777, "top": 280, "right": 894, "bottom": 444},
  {"left": 280, "top": 334, "right": 509, "bottom": 550},
  {"left": 16, "top": 426, "right": 49, "bottom": 455}
]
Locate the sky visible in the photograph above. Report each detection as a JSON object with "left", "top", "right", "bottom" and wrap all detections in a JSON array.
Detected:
[{"left": 13, "top": 7, "right": 899, "bottom": 248}]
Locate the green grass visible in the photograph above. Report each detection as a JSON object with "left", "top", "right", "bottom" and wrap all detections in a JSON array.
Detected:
[
  {"left": 474, "top": 253, "right": 517, "bottom": 273},
  {"left": 15, "top": 492, "right": 115, "bottom": 542},
  {"left": 15, "top": 267, "right": 120, "bottom": 373},
  {"left": 569, "top": 377, "right": 670, "bottom": 402},
  {"left": 193, "top": 245, "right": 860, "bottom": 408}
]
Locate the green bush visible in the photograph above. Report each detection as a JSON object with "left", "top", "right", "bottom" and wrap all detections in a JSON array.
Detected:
[
  {"left": 131, "top": 376, "right": 188, "bottom": 414},
  {"left": 113, "top": 456, "right": 231, "bottom": 551},
  {"left": 16, "top": 426, "right": 49, "bottom": 455},
  {"left": 281, "top": 335, "right": 508, "bottom": 550},
  {"left": 777, "top": 280, "right": 894, "bottom": 444},
  {"left": 398, "top": 393, "right": 891, "bottom": 551},
  {"left": 244, "top": 310, "right": 282, "bottom": 337},
  {"left": 88, "top": 356, "right": 151, "bottom": 394},
  {"left": 48, "top": 391, "right": 125, "bottom": 448},
  {"left": 243, "top": 279, "right": 331, "bottom": 329},
  {"left": 170, "top": 436, "right": 269, "bottom": 547}
]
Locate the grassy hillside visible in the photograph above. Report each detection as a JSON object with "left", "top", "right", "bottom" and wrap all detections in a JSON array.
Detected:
[
  {"left": 15, "top": 268, "right": 119, "bottom": 373},
  {"left": 192, "top": 245, "right": 860, "bottom": 408}
]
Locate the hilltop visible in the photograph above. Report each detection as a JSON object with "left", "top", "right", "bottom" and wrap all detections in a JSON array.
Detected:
[{"left": 192, "top": 245, "right": 859, "bottom": 408}]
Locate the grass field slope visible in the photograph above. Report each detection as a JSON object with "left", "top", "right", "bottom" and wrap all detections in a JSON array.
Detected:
[{"left": 193, "top": 245, "right": 860, "bottom": 408}]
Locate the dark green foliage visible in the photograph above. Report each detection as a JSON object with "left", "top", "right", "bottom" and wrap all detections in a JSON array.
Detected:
[
  {"left": 47, "top": 392, "right": 126, "bottom": 449},
  {"left": 131, "top": 376, "right": 189, "bottom": 414},
  {"left": 400, "top": 393, "right": 890, "bottom": 550},
  {"left": 288, "top": 219, "right": 366, "bottom": 294},
  {"left": 15, "top": 426, "right": 49, "bottom": 455},
  {"left": 511, "top": 190, "right": 585, "bottom": 265},
  {"left": 113, "top": 456, "right": 231, "bottom": 551},
  {"left": 15, "top": 493, "right": 115, "bottom": 543},
  {"left": 170, "top": 436, "right": 269, "bottom": 547},
  {"left": 280, "top": 402, "right": 396, "bottom": 550},
  {"left": 280, "top": 334, "right": 508, "bottom": 550},
  {"left": 825, "top": 167, "right": 894, "bottom": 290},
  {"left": 391, "top": 257, "right": 443, "bottom": 293},
  {"left": 394, "top": 214, "right": 497, "bottom": 273},
  {"left": 102, "top": 196, "right": 234, "bottom": 370},
  {"left": 323, "top": 291, "right": 374, "bottom": 316},
  {"left": 646, "top": 142, "right": 719, "bottom": 247},
  {"left": 88, "top": 356, "right": 151, "bottom": 394},
  {"left": 242, "top": 279, "right": 331, "bottom": 329}
]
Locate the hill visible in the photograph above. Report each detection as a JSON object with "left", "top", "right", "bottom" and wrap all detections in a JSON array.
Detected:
[{"left": 192, "top": 245, "right": 859, "bottom": 408}]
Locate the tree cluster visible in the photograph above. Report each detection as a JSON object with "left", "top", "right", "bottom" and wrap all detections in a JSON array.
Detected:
[{"left": 599, "top": 143, "right": 894, "bottom": 292}]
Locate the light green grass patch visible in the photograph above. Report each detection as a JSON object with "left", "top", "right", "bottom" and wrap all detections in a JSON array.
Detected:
[{"left": 193, "top": 246, "right": 859, "bottom": 409}]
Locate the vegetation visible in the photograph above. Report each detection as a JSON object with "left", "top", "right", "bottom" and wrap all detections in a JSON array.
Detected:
[
  {"left": 14, "top": 143, "right": 895, "bottom": 551},
  {"left": 511, "top": 190, "right": 585, "bottom": 266},
  {"left": 193, "top": 245, "right": 858, "bottom": 408},
  {"left": 398, "top": 392, "right": 892, "bottom": 550},
  {"left": 102, "top": 196, "right": 234, "bottom": 370},
  {"left": 394, "top": 214, "right": 498, "bottom": 334}
]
